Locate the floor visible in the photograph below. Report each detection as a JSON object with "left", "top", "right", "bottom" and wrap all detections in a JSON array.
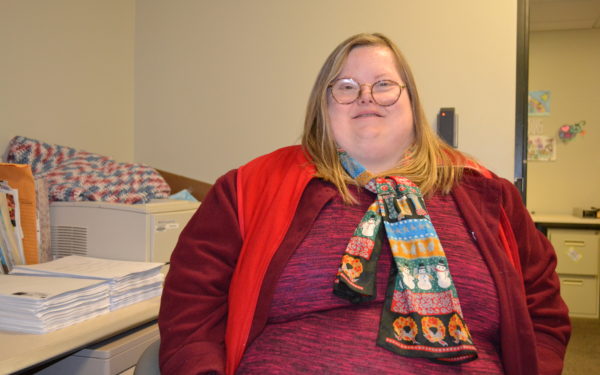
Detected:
[{"left": 562, "top": 317, "right": 600, "bottom": 374}]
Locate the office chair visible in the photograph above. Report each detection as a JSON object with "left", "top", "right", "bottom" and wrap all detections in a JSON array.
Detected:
[{"left": 134, "top": 338, "right": 161, "bottom": 375}]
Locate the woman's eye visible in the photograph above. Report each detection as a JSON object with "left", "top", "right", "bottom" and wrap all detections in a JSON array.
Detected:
[
  {"left": 336, "top": 84, "right": 357, "bottom": 91},
  {"left": 335, "top": 79, "right": 358, "bottom": 91}
]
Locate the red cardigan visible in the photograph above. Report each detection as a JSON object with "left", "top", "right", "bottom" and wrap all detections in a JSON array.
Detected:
[{"left": 159, "top": 146, "right": 570, "bottom": 375}]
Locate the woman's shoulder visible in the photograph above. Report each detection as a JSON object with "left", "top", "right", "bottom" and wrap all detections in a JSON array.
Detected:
[
  {"left": 212, "top": 168, "right": 238, "bottom": 189},
  {"left": 238, "top": 145, "right": 315, "bottom": 185},
  {"left": 239, "top": 145, "right": 311, "bottom": 171},
  {"left": 458, "top": 160, "right": 510, "bottom": 184},
  {"left": 208, "top": 146, "right": 315, "bottom": 203},
  {"left": 458, "top": 168, "right": 527, "bottom": 217}
]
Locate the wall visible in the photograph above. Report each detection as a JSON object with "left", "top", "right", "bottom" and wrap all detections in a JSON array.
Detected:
[
  {"left": 0, "top": 0, "right": 135, "bottom": 162},
  {"left": 0, "top": 1, "right": 518, "bottom": 183},
  {"left": 134, "top": 0, "right": 518, "bottom": 183},
  {"left": 527, "top": 29, "right": 600, "bottom": 214}
]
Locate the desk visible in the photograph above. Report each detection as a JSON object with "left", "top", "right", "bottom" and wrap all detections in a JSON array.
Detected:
[
  {"left": 0, "top": 296, "right": 160, "bottom": 375},
  {"left": 532, "top": 213, "right": 600, "bottom": 233}
]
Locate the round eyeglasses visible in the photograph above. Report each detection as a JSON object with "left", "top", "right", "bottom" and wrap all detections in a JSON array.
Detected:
[{"left": 329, "top": 78, "right": 405, "bottom": 106}]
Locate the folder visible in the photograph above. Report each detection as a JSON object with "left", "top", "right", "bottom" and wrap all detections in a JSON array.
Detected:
[
  {"left": 0, "top": 188, "right": 24, "bottom": 269},
  {"left": 0, "top": 163, "right": 39, "bottom": 264}
]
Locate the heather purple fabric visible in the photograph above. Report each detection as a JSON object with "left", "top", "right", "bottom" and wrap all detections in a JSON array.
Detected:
[{"left": 237, "top": 187, "right": 503, "bottom": 374}]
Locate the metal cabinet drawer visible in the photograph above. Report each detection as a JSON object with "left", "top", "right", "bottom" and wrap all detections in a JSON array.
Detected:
[
  {"left": 559, "top": 275, "right": 599, "bottom": 318},
  {"left": 548, "top": 229, "right": 600, "bottom": 275}
]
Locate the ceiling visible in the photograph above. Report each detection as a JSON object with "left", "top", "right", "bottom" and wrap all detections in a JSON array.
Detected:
[{"left": 530, "top": 0, "right": 600, "bottom": 31}]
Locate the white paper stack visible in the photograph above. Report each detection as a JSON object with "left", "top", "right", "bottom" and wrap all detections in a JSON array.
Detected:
[
  {"left": 11, "top": 256, "right": 164, "bottom": 311},
  {"left": 0, "top": 274, "right": 110, "bottom": 334}
]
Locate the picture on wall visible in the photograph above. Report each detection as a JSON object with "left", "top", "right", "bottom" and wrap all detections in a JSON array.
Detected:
[
  {"left": 527, "top": 135, "right": 556, "bottom": 161},
  {"left": 528, "top": 90, "right": 551, "bottom": 116}
]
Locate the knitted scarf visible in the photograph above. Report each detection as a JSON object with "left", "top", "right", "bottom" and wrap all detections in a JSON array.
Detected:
[{"left": 334, "top": 151, "right": 478, "bottom": 363}]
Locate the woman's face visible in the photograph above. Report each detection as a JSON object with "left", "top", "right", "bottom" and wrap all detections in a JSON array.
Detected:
[{"left": 328, "top": 46, "right": 415, "bottom": 173}]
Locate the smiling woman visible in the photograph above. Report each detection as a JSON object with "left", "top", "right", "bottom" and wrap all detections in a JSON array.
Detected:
[{"left": 158, "top": 33, "right": 570, "bottom": 375}]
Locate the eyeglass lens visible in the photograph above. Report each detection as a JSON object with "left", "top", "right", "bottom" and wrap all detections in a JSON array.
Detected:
[{"left": 331, "top": 79, "right": 402, "bottom": 106}]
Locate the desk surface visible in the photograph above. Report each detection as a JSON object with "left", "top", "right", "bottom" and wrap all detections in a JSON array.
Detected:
[
  {"left": 0, "top": 296, "right": 160, "bottom": 375},
  {"left": 532, "top": 213, "right": 600, "bottom": 228}
]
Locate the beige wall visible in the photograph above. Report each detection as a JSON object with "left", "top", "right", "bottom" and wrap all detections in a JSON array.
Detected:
[
  {"left": 527, "top": 29, "right": 600, "bottom": 215},
  {"left": 0, "top": 0, "right": 135, "bottom": 161},
  {"left": 134, "top": 0, "right": 517, "bottom": 183},
  {"left": 1, "top": 1, "right": 518, "bottom": 184}
]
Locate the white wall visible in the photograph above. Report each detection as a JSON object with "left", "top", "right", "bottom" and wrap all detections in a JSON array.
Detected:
[
  {"left": 134, "top": 0, "right": 517, "bottom": 183},
  {"left": 527, "top": 29, "right": 600, "bottom": 215},
  {"left": 0, "top": 0, "right": 135, "bottom": 162}
]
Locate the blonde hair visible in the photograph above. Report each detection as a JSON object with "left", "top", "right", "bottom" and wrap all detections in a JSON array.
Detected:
[{"left": 301, "top": 33, "right": 470, "bottom": 203}]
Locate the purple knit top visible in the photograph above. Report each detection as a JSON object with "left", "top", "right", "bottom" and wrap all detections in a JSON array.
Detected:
[{"left": 237, "top": 187, "right": 504, "bottom": 374}]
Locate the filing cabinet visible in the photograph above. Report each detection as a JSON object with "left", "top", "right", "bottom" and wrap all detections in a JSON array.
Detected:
[{"left": 548, "top": 228, "right": 600, "bottom": 318}]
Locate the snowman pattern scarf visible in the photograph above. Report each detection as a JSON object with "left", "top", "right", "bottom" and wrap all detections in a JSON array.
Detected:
[{"left": 334, "top": 150, "right": 478, "bottom": 363}]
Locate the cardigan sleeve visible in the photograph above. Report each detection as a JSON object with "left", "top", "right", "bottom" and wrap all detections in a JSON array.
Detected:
[
  {"left": 159, "top": 169, "right": 241, "bottom": 375},
  {"left": 499, "top": 178, "right": 571, "bottom": 375}
]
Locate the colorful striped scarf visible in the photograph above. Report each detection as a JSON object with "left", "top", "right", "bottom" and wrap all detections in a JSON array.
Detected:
[{"left": 334, "top": 151, "right": 478, "bottom": 363}]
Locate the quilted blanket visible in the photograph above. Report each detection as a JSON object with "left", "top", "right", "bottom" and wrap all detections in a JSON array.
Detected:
[{"left": 6, "top": 136, "right": 171, "bottom": 204}]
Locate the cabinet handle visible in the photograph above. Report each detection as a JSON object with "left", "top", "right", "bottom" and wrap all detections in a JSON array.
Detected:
[
  {"left": 563, "top": 240, "right": 585, "bottom": 247},
  {"left": 562, "top": 279, "right": 584, "bottom": 286}
]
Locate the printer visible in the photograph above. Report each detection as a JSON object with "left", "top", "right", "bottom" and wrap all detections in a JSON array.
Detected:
[{"left": 50, "top": 199, "right": 200, "bottom": 263}]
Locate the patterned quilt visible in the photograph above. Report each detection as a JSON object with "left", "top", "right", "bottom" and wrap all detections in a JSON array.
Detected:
[{"left": 6, "top": 136, "right": 171, "bottom": 204}]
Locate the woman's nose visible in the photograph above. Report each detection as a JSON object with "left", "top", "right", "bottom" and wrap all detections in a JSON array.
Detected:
[{"left": 358, "top": 84, "right": 373, "bottom": 104}]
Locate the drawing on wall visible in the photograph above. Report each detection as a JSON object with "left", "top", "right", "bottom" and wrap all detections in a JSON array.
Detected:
[
  {"left": 528, "top": 135, "right": 556, "bottom": 161},
  {"left": 528, "top": 117, "right": 544, "bottom": 135},
  {"left": 528, "top": 90, "right": 551, "bottom": 116},
  {"left": 558, "top": 120, "right": 586, "bottom": 143}
]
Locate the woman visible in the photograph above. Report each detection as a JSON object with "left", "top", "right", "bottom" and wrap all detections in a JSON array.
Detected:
[{"left": 159, "top": 33, "right": 570, "bottom": 375}]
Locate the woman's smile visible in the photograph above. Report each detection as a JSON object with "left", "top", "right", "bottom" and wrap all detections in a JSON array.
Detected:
[{"left": 352, "top": 111, "right": 383, "bottom": 119}]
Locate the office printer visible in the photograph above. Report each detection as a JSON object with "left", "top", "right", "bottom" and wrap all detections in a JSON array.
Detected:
[{"left": 50, "top": 199, "right": 200, "bottom": 263}]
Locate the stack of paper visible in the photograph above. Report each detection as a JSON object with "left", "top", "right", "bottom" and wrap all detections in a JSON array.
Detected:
[
  {"left": 11, "top": 256, "right": 164, "bottom": 311},
  {"left": 0, "top": 274, "right": 110, "bottom": 334}
]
